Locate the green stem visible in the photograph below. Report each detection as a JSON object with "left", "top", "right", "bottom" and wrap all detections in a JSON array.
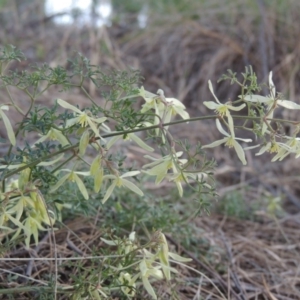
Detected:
[
  {"left": 35, "top": 84, "right": 50, "bottom": 98},
  {"left": 5, "top": 85, "right": 25, "bottom": 115},
  {"left": 51, "top": 153, "right": 76, "bottom": 174},
  {"left": 6, "top": 95, "right": 35, "bottom": 158},
  {"left": 2, "top": 113, "right": 297, "bottom": 180},
  {"left": 0, "top": 286, "right": 71, "bottom": 295},
  {"left": 80, "top": 86, "right": 99, "bottom": 107}
]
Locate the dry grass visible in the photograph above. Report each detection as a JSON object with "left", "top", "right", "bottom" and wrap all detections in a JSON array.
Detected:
[{"left": 1, "top": 214, "right": 299, "bottom": 299}]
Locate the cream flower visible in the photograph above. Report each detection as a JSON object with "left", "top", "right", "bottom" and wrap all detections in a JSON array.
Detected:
[
  {"left": 202, "top": 119, "right": 252, "bottom": 165},
  {"left": 271, "top": 136, "right": 300, "bottom": 161},
  {"left": 33, "top": 127, "right": 70, "bottom": 147},
  {"left": 139, "top": 87, "right": 189, "bottom": 133},
  {"left": 57, "top": 99, "right": 107, "bottom": 138},
  {"left": 204, "top": 81, "right": 245, "bottom": 134},
  {"left": 143, "top": 152, "right": 187, "bottom": 184},
  {"left": 102, "top": 171, "right": 143, "bottom": 203},
  {"left": 156, "top": 89, "right": 190, "bottom": 126},
  {"left": 139, "top": 257, "right": 164, "bottom": 300},
  {"left": 50, "top": 169, "right": 90, "bottom": 200},
  {"left": 255, "top": 140, "right": 289, "bottom": 159},
  {"left": 139, "top": 86, "right": 160, "bottom": 114},
  {"left": 169, "top": 171, "right": 210, "bottom": 197},
  {"left": 243, "top": 72, "right": 300, "bottom": 134}
]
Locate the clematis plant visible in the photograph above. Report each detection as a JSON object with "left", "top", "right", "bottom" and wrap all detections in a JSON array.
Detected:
[{"left": 5, "top": 46, "right": 300, "bottom": 298}]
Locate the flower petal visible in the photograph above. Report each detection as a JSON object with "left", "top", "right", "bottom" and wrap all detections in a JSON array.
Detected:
[
  {"left": 243, "top": 95, "right": 271, "bottom": 103},
  {"left": 168, "top": 252, "right": 192, "bottom": 262},
  {"left": 120, "top": 171, "right": 141, "bottom": 178},
  {"left": 0, "top": 109, "right": 16, "bottom": 145},
  {"left": 226, "top": 113, "right": 235, "bottom": 138},
  {"left": 57, "top": 99, "right": 82, "bottom": 114},
  {"left": 269, "top": 71, "right": 276, "bottom": 98},
  {"left": 203, "top": 101, "right": 220, "bottom": 110},
  {"left": 37, "top": 154, "right": 64, "bottom": 166},
  {"left": 208, "top": 80, "right": 221, "bottom": 104},
  {"left": 74, "top": 173, "right": 89, "bottom": 200},
  {"left": 202, "top": 137, "right": 228, "bottom": 149},
  {"left": 142, "top": 276, "right": 157, "bottom": 300},
  {"left": 121, "top": 179, "right": 144, "bottom": 196},
  {"left": 79, "top": 130, "right": 90, "bottom": 156},
  {"left": 277, "top": 100, "right": 300, "bottom": 109},
  {"left": 87, "top": 117, "right": 101, "bottom": 137},
  {"left": 216, "top": 119, "right": 230, "bottom": 137},
  {"left": 256, "top": 142, "right": 271, "bottom": 156},
  {"left": 50, "top": 173, "right": 70, "bottom": 193},
  {"left": 129, "top": 133, "right": 154, "bottom": 152},
  {"left": 102, "top": 181, "right": 117, "bottom": 203},
  {"left": 94, "top": 168, "right": 104, "bottom": 193},
  {"left": 233, "top": 140, "right": 247, "bottom": 165},
  {"left": 174, "top": 180, "right": 183, "bottom": 197},
  {"left": 106, "top": 135, "right": 121, "bottom": 149},
  {"left": 225, "top": 104, "right": 246, "bottom": 111}
]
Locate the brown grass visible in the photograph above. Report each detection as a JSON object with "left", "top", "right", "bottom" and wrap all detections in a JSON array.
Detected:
[{"left": 1, "top": 214, "right": 299, "bottom": 299}]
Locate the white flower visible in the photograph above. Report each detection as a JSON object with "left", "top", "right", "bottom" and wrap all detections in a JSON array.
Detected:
[
  {"left": 57, "top": 99, "right": 107, "bottom": 138},
  {"left": 102, "top": 171, "right": 143, "bottom": 203},
  {"left": 50, "top": 169, "right": 90, "bottom": 200},
  {"left": 139, "top": 86, "right": 160, "bottom": 114},
  {"left": 33, "top": 127, "right": 70, "bottom": 147},
  {"left": 139, "top": 257, "right": 164, "bottom": 300},
  {"left": 242, "top": 72, "right": 300, "bottom": 134},
  {"left": 255, "top": 140, "right": 291, "bottom": 161},
  {"left": 270, "top": 136, "right": 300, "bottom": 161},
  {"left": 143, "top": 152, "right": 187, "bottom": 184},
  {"left": 169, "top": 171, "right": 210, "bottom": 197},
  {"left": 139, "top": 87, "right": 189, "bottom": 133},
  {"left": 202, "top": 119, "right": 252, "bottom": 165},
  {"left": 204, "top": 81, "right": 245, "bottom": 134},
  {"left": 119, "top": 272, "right": 137, "bottom": 297},
  {"left": 156, "top": 89, "right": 190, "bottom": 126}
]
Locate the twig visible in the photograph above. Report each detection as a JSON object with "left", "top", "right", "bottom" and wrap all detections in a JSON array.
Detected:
[
  {"left": 66, "top": 233, "right": 84, "bottom": 256},
  {"left": 25, "top": 233, "right": 50, "bottom": 280}
]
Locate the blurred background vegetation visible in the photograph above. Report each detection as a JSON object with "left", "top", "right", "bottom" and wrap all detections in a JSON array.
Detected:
[{"left": 1, "top": 0, "right": 300, "bottom": 106}]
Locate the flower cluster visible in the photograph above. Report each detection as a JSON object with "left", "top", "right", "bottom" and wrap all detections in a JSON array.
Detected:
[
  {"left": 0, "top": 156, "right": 63, "bottom": 248},
  {"left": 0, "top": 87, "right": 193, "bottom": 257},
  {"left": 101, "top": 231, "right": 191, "bottom": 299},
  {"left": 203, "top": 71, "right": 300, "bottom": 164}
]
